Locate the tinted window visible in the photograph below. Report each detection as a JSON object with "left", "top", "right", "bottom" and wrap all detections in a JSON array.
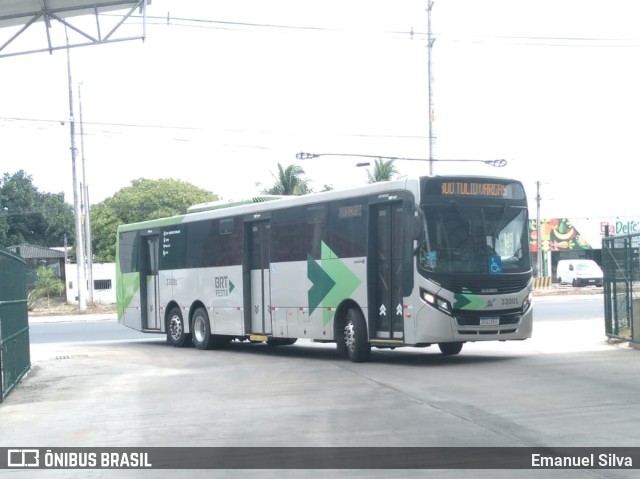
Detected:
[
  {"left": 328, "top": 199, "right": 367, "bottom": 258},
  {"left": 271, "top": 206, "right": 327, "bottom": 262},
  {"left": 217, "top": 217, "right": 242, "bottom": 266},
  {"left": 159, "top": 226, "right": 187, "bottom": 270},
  {"left": 118, "top": 231, "right": 139, "bottom": 273},
  {"left": 186, "top": 218, "right": 243, "bottom": 268},
  {"left": 187, "top": 220, "right": 216, "bottom": 268}
]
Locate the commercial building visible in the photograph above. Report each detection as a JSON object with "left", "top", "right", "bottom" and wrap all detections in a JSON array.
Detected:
[{"left": 530, "top": 216, "right": 639, "bottom": 281}]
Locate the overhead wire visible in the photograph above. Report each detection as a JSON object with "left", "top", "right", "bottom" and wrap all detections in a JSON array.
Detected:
[
  {"left": 3, "top": 10, "right": 636, "bottom": 148},
  {"left": 117, "top": 13, "right": 640, "bottom": 47}
]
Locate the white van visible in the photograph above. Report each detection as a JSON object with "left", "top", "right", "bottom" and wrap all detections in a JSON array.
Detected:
[{"left": 556, "top": 259, "right": 603, "bottom": 287}]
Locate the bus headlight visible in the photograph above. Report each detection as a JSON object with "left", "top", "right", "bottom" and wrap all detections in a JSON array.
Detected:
[{"left": 420, "top": 288, "right": 452, "bottom": 315}]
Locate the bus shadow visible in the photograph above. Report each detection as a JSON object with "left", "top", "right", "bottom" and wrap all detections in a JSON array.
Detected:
[{"left": 131, "top": 338, "right": 522, "bottom": 367}]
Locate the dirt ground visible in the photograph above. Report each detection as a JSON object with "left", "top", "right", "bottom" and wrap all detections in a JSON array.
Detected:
[{"left": 28, "top": 298, "right": 116, "bottom": 317}]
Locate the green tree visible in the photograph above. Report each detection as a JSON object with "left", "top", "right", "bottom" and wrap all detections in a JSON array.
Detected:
[
  {"left": 263, "top": 163, "right": 310, "bottom": 196},
  {"left": 0, "top": 207, "right": 7, "bottom": 246},
  {"left": 40, "top": 192, "right": 75, "bottom": 246},
  {"left": 0, "top": 170, "right": 74, "bottom": 248},
  {"left": 366, "top": 158, "right": 398, "bottom": 183},
  {"left": 91, "top": 178, "right": 217, "bottom": 262}
]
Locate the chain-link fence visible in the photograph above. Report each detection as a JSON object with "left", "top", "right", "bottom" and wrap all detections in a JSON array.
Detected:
[
  {"left": 602, "top": 232, "right": 639, "bottom": 343},
  {"left": 0, "top": 247, "right": 30, "bottom": 402}
]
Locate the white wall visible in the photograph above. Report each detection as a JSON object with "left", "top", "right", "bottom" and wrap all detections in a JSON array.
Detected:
[
  {"left": 65, "top": 263, "right": 116, "bottom": 304},
  {"left": 570, "top": 216, "right": 640, "bottom": 249}
]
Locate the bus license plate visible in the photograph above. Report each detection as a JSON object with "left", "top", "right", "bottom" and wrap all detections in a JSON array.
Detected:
[{"left": 480, "top": 317, "right": 500, "bottom": 326}]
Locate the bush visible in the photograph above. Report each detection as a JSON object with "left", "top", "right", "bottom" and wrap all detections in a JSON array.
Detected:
[
  {"left": 32, "top": 266, "right": 65, "bottom": 309},
  {"left": 27, "top": 289, "right": 45, "bottom": 311}
]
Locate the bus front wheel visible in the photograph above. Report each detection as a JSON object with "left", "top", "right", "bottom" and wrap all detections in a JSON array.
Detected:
[
  {"left": 344, "top": 309, "right": 371, "bottom": 363},
  {"left": 166, "top": 307, "right": 191, "bottom": 348},
  {"left": 438, "top": 342, "right": 463, "bottom": 356}
]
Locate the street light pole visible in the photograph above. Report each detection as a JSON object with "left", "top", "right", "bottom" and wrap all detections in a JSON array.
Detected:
[
  {"left": 66, "top": 35, "right": 86, "bottom": 313},
  {"left": 427, "top": 0, "right": 435, "bottom": 175},
  {"left": 78, "top": 82, "right": 94, "bottom": 304},
  {"left": 536, "top": 180, "right": 543, "bottom": 277}
]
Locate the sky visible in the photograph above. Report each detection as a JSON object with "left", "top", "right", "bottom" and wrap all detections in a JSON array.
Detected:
[{"left": 1, "top": 0, "right": 639, "bottom": 219}]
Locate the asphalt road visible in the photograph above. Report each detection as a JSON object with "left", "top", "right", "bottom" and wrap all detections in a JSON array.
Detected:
[
  {"left": 27, "top": 296, "right": 606, "bottom": 345},
  {"left": 29, "top": 320, "right": 155, "bottom": 344}
]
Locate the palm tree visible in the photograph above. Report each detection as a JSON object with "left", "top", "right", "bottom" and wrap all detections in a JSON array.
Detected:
[
  {"left": 263, "top": 163, "right": 310, "bottom": 196},
  {"left": 366, "top": 158, "right": 398, "bottom": 183}
]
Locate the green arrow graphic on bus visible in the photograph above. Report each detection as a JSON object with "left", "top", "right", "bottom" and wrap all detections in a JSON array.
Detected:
[
  {"left": 307, "top": 254, "right": 335, "bottom": 315},
  {"left": 453, "top": 293, "right": 486, "bottom": 310},
  {"left": 307, "top": 241, "right": 361, "bottom": 325}
]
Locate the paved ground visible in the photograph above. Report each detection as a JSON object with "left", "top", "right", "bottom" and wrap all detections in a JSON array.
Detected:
[{"left": 1, "top": 291, "right": 637, "bottom": 479}]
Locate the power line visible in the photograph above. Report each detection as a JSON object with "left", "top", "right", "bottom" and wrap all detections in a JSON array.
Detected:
[
  {"left": 110, "top": 12, "right": 640, "bottom": 47},
  {"left": 112, "top": 12, "right": 402, "bottom": 35},
  {"left": 0, "top": 116, "right": 429, "bottom": 142},
  {"left": 0, "top": 116, "right": 199, "bottom": 131}
]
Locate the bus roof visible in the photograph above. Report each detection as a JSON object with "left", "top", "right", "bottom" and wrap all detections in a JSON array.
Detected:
[
  {"left": 186, "top": 195, "right": 284, "bottom": 213},
  {"left": 116, "top": 174, "right": 524, "bottom": 233}
]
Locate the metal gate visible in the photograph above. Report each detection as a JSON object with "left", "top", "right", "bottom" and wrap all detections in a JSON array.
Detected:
[
  {"left": 602, "top": 232, "right": 639, "bottom": 344},
  {"left": 0, "top": 247, "right": 30, "bottom": 403}
]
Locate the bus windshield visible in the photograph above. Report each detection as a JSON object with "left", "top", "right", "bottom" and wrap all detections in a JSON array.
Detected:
[{"left": 418, "top": 203, "right": 530, "bottom": 275}]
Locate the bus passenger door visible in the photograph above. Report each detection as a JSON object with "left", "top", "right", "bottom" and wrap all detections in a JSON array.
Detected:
[
  {"left": 140, "top": 234, "right": 161, "bottom": 330},
  {"left": 369, "top": 202, "right": 405, "bottom": 340},
  {"left": 248, "top": 221, "right": 272, "bottom": 334}
]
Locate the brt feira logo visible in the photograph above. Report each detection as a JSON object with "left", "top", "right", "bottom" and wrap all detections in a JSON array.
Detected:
[{"left": 215, "top": 276, "right": 235, "bottom": 297}]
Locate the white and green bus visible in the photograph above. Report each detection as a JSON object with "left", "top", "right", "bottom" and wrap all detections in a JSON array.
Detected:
[{"left": 116, "top": 175, "right": 533, "bottom": 362}]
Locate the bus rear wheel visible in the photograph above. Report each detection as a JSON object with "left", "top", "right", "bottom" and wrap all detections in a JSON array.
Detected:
[
  {"left": 192, "top": 307, "right": 213, "bottom": 350},
  {"left": 438, "top": 342, "right": 463, "bottom": 356},
  {"left": 166, "top": 307, "right": 191, "bottom": 348},
  {"left": 344, "top": 309, "right": 371, "bottom": 363},
  {"left": 192, "top": 307, "right": 231, "bottom": 350}
]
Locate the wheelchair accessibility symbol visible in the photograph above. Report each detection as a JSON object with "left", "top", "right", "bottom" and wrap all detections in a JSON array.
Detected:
[{"left": 488, "top": 256, "right": 502, "bottom": 274}]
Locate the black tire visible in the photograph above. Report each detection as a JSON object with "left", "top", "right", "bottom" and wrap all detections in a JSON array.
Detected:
[
  {"left": 557, "top": 277, "right": 562, "bottom": 285},
  {"left": 572, "top": 278, "right": 578, "bottom": 287},
  {"left": 166, "top": 306, "right": 191, "bottom": 348},
  {"left": 343, "top": 309, "right": 371, "bottom": 363},
  {"left": 192, "top": 307, "right": 213, "bottom": 350},
  {"left": 192, "top": 307, "right": 231, "bottom": 350},
  {"left": 266, "top": 337, "right": 297, "bottom": 346},
  {"left": 438, "top": 342, "right": 463, "bottom": 356}
]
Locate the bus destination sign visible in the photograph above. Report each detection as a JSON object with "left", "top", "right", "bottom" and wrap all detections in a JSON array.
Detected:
[{"left": 441, "top": 181, "right": 507, "bottom": 197}]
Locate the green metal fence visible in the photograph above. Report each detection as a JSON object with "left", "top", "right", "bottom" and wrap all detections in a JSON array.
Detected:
[
  {"left": 0, "top": 247, "right": 30, "bottom": 403},
  {"left": 602, "top": 232, "right": 639, "bottom": 343}
]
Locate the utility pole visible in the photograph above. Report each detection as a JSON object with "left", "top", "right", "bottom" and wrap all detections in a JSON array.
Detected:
[
  {"left": 78, "top": 82, "right": 94, "bottom": 304},
  {"left": 66, "top": 36, "right": 86, "bottom": 313},
  {"left": 427, "top": 1, "right": 435, "bottom": 175},
  {"left": 536, "top": 180, "right": 542, "bottom": 277}
]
